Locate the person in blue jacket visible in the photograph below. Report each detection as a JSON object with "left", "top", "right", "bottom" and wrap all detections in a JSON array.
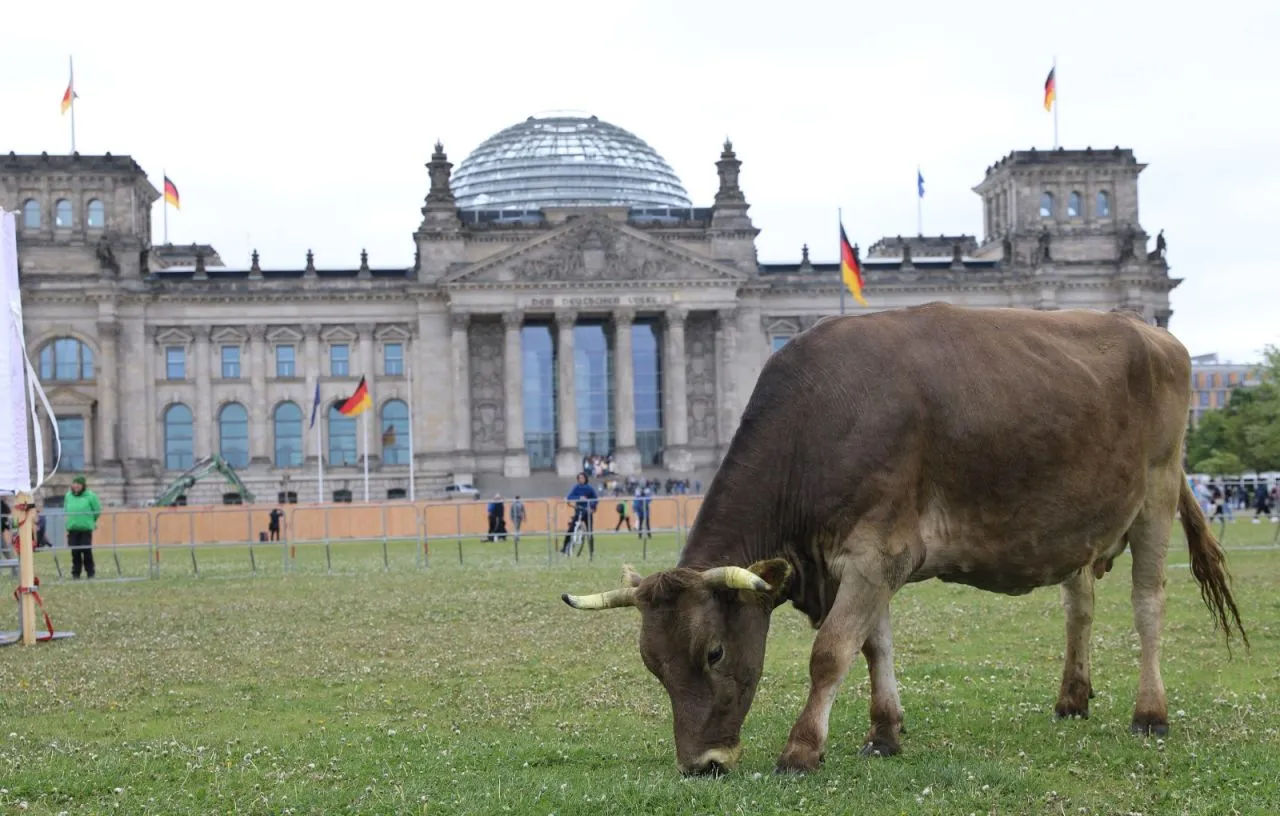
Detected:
[{"left": 562, "top": 472, "right": 598, "bottom": 556}]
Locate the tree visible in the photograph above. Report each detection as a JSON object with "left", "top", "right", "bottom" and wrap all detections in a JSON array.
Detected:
[{"left": 1186, "top": 344, "right": 1280, "bottom": 473}]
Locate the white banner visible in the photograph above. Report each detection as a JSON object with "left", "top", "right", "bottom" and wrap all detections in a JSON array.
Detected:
[{"left": 0, "top": 210, "right": 58, "bottom": 494}]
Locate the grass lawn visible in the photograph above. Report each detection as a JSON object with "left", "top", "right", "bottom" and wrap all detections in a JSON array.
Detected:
[{"left": 2, "top": 522, "right": 1278, "bottom": 815}]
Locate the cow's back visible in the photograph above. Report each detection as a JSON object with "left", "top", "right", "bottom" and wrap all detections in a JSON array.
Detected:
[{"left": 725, "top": 302, "right": 1193, "bottom": 596}]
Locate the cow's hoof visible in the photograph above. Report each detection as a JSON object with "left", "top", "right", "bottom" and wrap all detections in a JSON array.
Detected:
[
  {"left": 858, "top": 738, "right": 901, "bottom": 758},
  {"left": 1054, "top": 703, "right": 1089, "bottom": 720},
  {"left": 1129, "top": 714, "right": 1169, "bottom": 737},
  {"left": 774, "top": 746, "right": 823, "bottom": 775}
]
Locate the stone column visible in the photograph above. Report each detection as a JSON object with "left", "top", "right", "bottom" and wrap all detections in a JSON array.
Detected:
[
  {"left": 611, "top": 308, "right": 640, "bottom": 476},
  {"left": 715, "top": 308, "right": 740, "bottom": 458},
  {"left": 357, "top": 322, "right": 378, "bottom": 465},
  {"left": 554, "top": 309, "right": 579, "bottom": 476},
  {"left": 144, "top": 325, "right": 158, "bottom": 468},
  {"left": 663, "top": 308, "right": 692, "bottom": 474},
  {"left": 95, "top": 320, "right": 121, "bottom": 469},
  {"left": 450, "top": 311, "right": 474, "bottom": 476},
  {"left": 303, "top": 325, "right": 322, "bottom": 466},
  {"left": 195, "top": 326, "right": 214, "bottom": 458},
  {"left": 501, "top": 311, "right": 530, "bottom": 478},
  {"left": 248, "top": 325, "right": 270, "bottom": 464}
]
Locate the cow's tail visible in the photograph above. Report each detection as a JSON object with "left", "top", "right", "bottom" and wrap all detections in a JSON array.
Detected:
[{"left": 1177, "top": 475, "right": 1249, "bottom": 651}]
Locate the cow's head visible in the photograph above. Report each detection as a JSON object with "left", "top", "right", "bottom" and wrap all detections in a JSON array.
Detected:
[{"left": 562, "top": 559, "right": 792, "bottom": 776}]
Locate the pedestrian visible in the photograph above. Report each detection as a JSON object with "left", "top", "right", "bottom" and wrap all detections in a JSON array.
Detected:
[
  {"left": 510, "top": 495, "right": 525, "bottom": 543},
  {"left": 268, "top": 506, "right": 284, "bottom": 541},
  {"left": 64, "top": 475, "right": 102, "bottom": 579}
]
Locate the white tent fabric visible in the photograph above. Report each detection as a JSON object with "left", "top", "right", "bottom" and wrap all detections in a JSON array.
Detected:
[{"left": 0, "top": 210, "right": 59, "bottom": 494}]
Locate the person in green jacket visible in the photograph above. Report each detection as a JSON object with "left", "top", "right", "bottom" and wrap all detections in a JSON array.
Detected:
[{"left": 64, "top": 475, "right": 102, "bottom": 579}]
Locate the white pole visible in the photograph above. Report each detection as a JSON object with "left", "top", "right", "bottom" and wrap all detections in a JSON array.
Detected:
[
  {"left": 1052, "top": 55, "right": 1060, "bottom": 150},
  {"left": 316, "top": 393, "right": 325, "bottom": 504},
  {"left": 69, "top": 56, "right": 76, "bottom": 154},
  {"left": 916, "top": 165, "right": 923, "bottom": 236},
  {"left": 407, "top": 359, "right": 416, "bottom": 502},
  {"left": 362, "top": 411, "right": 370, "bottom": 503}
]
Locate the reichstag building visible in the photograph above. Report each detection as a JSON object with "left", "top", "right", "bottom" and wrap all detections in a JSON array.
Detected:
[{"left": 3, "top": 113, "right": 1179, "bottom": 505}]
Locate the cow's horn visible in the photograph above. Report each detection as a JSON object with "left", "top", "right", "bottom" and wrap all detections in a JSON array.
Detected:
[
  {"left": 702, "top": 566, "right": 771, "bottom": 592},
  {"left": 562, "top": 587, "right": 638, "bottom": 610}
]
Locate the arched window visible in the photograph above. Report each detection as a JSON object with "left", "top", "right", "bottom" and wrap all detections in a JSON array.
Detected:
[
  {"left": 328, "top": 403, "right": 357, "bottom": 465},
  {"left": 218, "top": 402, "right": 249, "bottom": 468},
  {"left": 86, "top": 199, "right": 105, "bottom": 229},
  {"left": 21, "top": 199, "right": 40, "bottom": 229},
  {"left": 164, "top": 404, "right": 195, "bottom": 471},
  {"left": 54, "top": 199, "right": 73, "bottom": 228},
  {"left": 1096, "top": 190, "right": 1111, "bottom": 217},
  {"left": 1039, "top": 192, "right": 1054, "bottom": 218},
  {"left": 381, "top": 399, "right": 410, "bottom": 464},
  {"left": 273, "top": 402, "right": 303, "bottom": 467},
  {"left": 1067, "top": 191, "right": 1082, "bottom": 217},
  {"left": 38, "top": 337, "right": 94, "bottom": 381}
]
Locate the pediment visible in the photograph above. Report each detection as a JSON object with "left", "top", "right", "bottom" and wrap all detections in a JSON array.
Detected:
[
  {"left": 444, "top": 217, "right": 748, "bottom": 285},
  {"left": 375, "top": 323, "right": 413, "bottom": 341},
  {"left": 155, "top": 327, "right": 193, "bottom": 346},
  {"left": 320, "top": 325, "right": 358, "bottom": 342},
  {"left": 46, "top": 385, "right": 97, "bottom": 408},
  {"left": 266, "top": 325, "right": 304, "bottom": 344},
  {"left": 211, "top": 326, "right": 246, "bottom": 345},
  {"left": 763, "top": 317, "right": 801, "bottom": 335}
]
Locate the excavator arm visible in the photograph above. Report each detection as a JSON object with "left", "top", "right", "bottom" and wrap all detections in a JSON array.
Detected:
[{"left": 152, "top": 455, "right": 256, "bottom": 506}]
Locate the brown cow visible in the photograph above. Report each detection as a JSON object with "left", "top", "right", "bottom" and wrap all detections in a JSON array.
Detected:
[{"left": 562, "top": 303, "right": 1247, "bottom": 776}]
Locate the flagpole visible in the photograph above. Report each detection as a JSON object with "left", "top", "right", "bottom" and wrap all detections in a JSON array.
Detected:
[
  {"left": 68, "top": 56, "right": 77, "bottom": 154},
  {"left": 162, "top": 167, "right": 169, "bottom": 245},
  {"left": 316, "top": 401, "right": 325, "bottom": 503},
  {"left": 916, "top": 166, "right": 923, "bottom": 236},
  {"left": 407, "top": 359, "right": 416, "bottom": 502},
  {"left": 838, "top": 207, "right": 846, "bottom": 316},
  {"left": 1052, "top": 55, "right": 1059, "bottom": 150},
  {"left": 362, "top": 411, "right": 370, "bottom": 503}
]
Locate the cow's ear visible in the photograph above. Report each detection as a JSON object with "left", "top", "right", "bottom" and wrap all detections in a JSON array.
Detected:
[
  {"left": 747, "top": 558, "right": 792, "bottom": 606},
  {"left": 621, "top": 564, "right": 643, "bottom": 588}
]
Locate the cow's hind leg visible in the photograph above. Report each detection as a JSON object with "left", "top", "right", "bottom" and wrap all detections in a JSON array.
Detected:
[
  {"left": 859, "top": 605, "right": 906, "bottom": 757},
  {"left": 1126, "top": 471, "right": 1178, "bottom": 736},
  {"left": 1054, "top": 567, "right": 1096, "bottom": 719}
]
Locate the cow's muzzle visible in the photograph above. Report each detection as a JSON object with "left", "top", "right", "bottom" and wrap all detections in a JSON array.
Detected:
[{"left": 679, "top": 745, "right": 742, "bottom": 777}]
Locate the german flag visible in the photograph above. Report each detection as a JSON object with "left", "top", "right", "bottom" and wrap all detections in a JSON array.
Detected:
[
  {"left": 839, "top": 222, "right": 866, "bottom": 306},
  {"left": 163, "top": 176, "right": 181, "bottom": 209},
  {"left": 338, "top": 377, "right": 372, "bottom": 417},
  {"left": 1044, "top": 67, "right": 1056, "bottom": 112},
  {"left": 382, "top": 425, "right": 397, "bottom": 447},
  {"left": 60, "top": 81, "right": 76, "bottom": 115}
]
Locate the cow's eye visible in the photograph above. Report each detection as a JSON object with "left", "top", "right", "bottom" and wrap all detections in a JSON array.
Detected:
[{"left": 708, "top": 644, "right": 724, "bottom": 666}]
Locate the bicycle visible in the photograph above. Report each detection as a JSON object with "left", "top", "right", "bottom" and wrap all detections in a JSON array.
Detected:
[{"left": 570, "top": 516, "right": 588, "bottom": 557}]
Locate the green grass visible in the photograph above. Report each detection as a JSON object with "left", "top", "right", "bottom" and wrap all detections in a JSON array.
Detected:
[{"left": 2, "top": 523, "right": 1279, "bottom": 815}]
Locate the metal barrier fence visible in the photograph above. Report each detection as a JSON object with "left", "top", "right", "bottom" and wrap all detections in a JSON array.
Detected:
[{"left": 7, "top": 495, "right": 705, "bottom": 580}]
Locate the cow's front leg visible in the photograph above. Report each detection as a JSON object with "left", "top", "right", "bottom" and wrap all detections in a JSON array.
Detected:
[
  {"left": 1055, "top": 567, "right": 1096, "bottom": 719},
  {"left": 859, "top": 605, "right": 906, "bottom": 757},
  {"left": 776, "top": 573, "right": 891, "bottom": 774}
]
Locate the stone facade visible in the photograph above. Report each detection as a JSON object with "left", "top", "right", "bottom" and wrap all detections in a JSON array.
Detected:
[{"left": 1, "top": 140, "right": 1179, "bottom": 507}]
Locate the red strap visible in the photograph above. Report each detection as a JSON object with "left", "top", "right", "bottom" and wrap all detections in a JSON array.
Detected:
[{"left": 13, "top": 580, "right": 56, "bottom": 641}]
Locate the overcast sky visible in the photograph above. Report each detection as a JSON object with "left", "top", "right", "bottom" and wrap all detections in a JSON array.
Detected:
[{"left": 3, "top": 0, "right": 1276, "bottom": 363}]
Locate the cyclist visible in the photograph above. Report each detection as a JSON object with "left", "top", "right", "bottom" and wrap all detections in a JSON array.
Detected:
[{"left": 562, "top": 472, "right": 598, "bottom": 556}]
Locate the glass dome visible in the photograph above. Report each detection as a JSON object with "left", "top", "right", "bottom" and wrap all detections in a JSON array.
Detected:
[{"left": 450, "top": 113, "right": 693, "bottom": 211}]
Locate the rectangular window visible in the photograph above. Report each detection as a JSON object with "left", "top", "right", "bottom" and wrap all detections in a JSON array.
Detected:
[
  {"left": 276, "top": 344, "right": 296, "bottom": 378},
  {"left": 771, "top": 335, "right": 792, "bottom": 353},
  {"left": 165, "top": 346, "right": 186, "bottom": 379},
  {"left": 330, "top": 343, "right": 349, "bottom": 377},
  {"left": 384, "top": 342, "right": 404, "bottom": 376},
  {"left": 221, "top": 345, "right": 241, "bottom": 379},
  {"left": 55, "top": 416, "right": 86, "bottom": 470},
  {"left": 1199, "top": 392, "right": 1210, "bottom": 407}
]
